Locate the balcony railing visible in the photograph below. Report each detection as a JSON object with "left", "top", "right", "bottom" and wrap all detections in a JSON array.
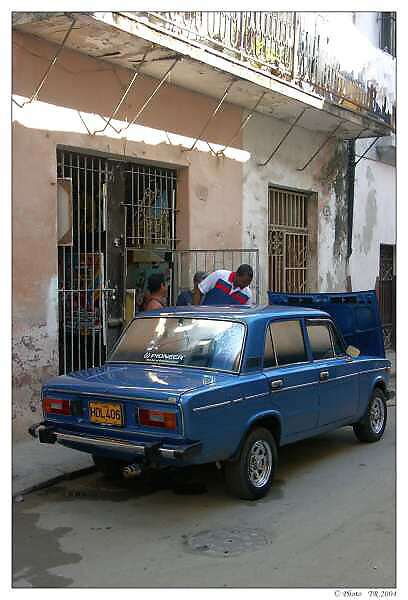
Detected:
[{"left": 140, "top": 11, "right": 395, "bottom": 128}]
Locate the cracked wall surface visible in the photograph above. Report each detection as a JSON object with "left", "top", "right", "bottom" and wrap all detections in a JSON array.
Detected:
[
  {"left": 243, "top": 114, "right": 350, "bottom": 300},
  {"left": 12, "top": 31, "right": 244, "bottom": 431},
  {"left": 243, "top": 116, "right": 395, "bottom": 301},
  {"left": 350, "top": 143, "right": 396, "bottom": 290},
  {"left": 12, "top": 325, "right": 58, "bottom": 419}
]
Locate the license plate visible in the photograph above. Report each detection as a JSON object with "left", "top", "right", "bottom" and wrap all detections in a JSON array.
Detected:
[{"left": 88, "top": 401, "right": 123, "bottom": 426}]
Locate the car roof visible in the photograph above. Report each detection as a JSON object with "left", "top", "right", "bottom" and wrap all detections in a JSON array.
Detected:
[{"left": 134, "top": 304, "right": 330, "bottom": 322}]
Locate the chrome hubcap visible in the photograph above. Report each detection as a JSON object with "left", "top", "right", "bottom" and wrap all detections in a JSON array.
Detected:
[
  {"left": 370, "top": 397, "right": 385, "bottom": 434},
  {"left": 247, "top": 440, "right": 272, "bottom": 488}
]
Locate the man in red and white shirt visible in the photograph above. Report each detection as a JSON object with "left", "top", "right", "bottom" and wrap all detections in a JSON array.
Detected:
[{"left": 193, "top": 264, "right": 253, "bottom": 306}]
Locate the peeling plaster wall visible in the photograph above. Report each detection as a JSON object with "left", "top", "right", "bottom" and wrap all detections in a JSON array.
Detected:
[
  {"left": 12, "top": 31, "right": 243, "bottom": 253},
  {"left": 12, "top": 31, "right": 243, "bottom": 431},
  {"left": 12, "top": 31, "right": 243, "bottom": 147},
  {"left": 12, "top": 124, "right": 60, "bottom": 433},
  {"left": 352, "top": 12, "right": 381, "bottom": 47},
  {"left": 243, "top": 113, "right": 349, "bottom": 301},
  {"left": 350, "top": 142, "right": 396, "bottom": 290},
  {"left": 187, "top": 152, "right": 242, "bottom": 249}
]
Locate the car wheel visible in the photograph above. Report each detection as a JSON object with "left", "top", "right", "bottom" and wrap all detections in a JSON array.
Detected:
[
  {"left": 224, "top": 427, "right": 278, "bottom": 500},
  {"left": 92, "top": 455, "right": 126, "bottom": 479},
  {"left": 353, "top": 388, "right": 387, "bottom": 443}
]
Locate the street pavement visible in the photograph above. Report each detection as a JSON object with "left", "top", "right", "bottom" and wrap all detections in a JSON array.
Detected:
[{"left": 12, "top": 404, "right": 396, "bottom": 588}]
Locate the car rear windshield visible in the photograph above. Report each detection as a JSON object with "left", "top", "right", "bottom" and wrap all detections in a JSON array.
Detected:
[{"left": 108, "top": 317, "right": 246, "bottom": 373}]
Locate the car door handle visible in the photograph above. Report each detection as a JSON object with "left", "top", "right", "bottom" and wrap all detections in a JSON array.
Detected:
[
  {"left": 269, "top": 379, "right": 283, "bottom": 390},
  {"left": 319, "top": 371, "right": 329, "bottom": 381}
]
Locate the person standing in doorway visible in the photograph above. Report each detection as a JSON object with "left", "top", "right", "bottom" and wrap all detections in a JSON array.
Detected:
[
  {"left": 143, "top": 273, "right": 168, "bottom": 311},
  {"left": 193, "top": 264, "right": 253, "bottom": 306},
  {"left": 176, "top": 271, "right": 208, "bottom": 306}
]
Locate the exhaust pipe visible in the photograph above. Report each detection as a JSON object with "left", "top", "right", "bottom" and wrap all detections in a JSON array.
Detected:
[
  {"left": 122, "top": 463, "right": 142, "bottom": 479},
  {"left": 28, "top": 423, "right": 41, "bottom": 438}
]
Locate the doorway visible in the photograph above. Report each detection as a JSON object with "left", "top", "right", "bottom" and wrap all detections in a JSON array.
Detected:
[
  {"left": 268, "top": 186, "right": 310, "bottom": 292},
  {"left": 378, "top": 244, "right": 396, "bottom": 350},
  {"left": 56, "top": 148, "right": 177, "bottom": 374}
]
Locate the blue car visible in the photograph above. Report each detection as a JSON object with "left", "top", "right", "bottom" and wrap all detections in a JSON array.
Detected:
[{"left": 30, "top": 297, "right": 391, "bottom": 500}]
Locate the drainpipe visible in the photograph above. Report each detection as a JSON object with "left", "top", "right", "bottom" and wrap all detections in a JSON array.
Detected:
[
  {"left": 346, "top": 139, "right": 356, "bottom": 260},
  {"left": 345, "top": 139, "right": 356, "bottom": 291}
]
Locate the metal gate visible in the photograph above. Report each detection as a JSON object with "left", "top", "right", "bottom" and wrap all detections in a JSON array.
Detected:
[
  {"left": 268, "top": 186, "right": 309, "bottom": 292},
  {"left": 378, "top": 244, "right": 396, "bottom": 350},
  {"left": 57, "top": 149, "right": 176, "bottom": 374},
  {"left": 123, "top": 163, "right": 177, "bottom": 323},
  {"left": 57, "top": 150, "right": 108, "bottom": 374},
  {"left": 173, "top": 249, "right": 260, "bottom": 304}
]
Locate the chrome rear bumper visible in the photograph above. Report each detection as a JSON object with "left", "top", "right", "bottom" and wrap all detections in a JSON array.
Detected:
[{"left": 29, "top": 423, "right": 201, "bottom": 460}]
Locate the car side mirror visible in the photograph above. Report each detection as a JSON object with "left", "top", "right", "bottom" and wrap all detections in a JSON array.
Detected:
[{"left": 346, "top": 345, "right": 360, "bottom": 358}]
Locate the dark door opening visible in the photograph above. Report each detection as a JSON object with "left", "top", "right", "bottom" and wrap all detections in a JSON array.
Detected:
[
  {"left": 378, "top": 244, "right": 396, "bottom": 350},
  {"left": 57, "top": 149, "right": 177, "bottom": 374}
]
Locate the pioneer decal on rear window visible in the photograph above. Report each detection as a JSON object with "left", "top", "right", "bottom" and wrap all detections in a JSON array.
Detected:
[{"left": 144, "top": 352, "right": 185, "bottom": 362}]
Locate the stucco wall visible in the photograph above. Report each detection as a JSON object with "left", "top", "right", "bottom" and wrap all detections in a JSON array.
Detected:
[
  {"left": 12, "top": 31, "right": 244, "bottom": 250},
  {"left": 242, "top": 116, "right": 396, "bottom": 302},
  {"left": 12, "top": 125, "right": 59, "bottom": 431},
  {"left": 339, "top": 12, "right": 380, "bottom": 48},
  {"left": 350, "top": 142, "right": 396, "bottom": 290},
  {"left": 352, "top": 12, "right": 380, "bottom": 47},
  {"left": 12, "top": 31, "right": 243, "bottom": 430},
  {"left": 242, "top": 112, "right": 349, "bottom": 302}
]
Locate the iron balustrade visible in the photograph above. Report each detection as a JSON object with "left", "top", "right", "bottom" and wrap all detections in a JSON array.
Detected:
[{"left": 139, "top": 11, "right": 395, "bottom": 128}]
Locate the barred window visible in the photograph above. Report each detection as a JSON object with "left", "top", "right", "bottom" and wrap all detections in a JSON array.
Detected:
[{"left": 379, "top": 12, "right": 396, "bottom": 58}]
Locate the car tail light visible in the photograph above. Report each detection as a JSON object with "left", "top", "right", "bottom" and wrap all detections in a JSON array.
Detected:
[
  {"left": 138, "top": 408, "right": 177, "bottom": 430},
  {"left": 43, "top": 397, "right": 71, "bottom": 416}
]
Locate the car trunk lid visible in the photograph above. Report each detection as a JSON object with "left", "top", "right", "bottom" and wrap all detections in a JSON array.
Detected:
[
  {"left": 44, "top": 363, "right": 232, "bottom": 401},
  {"left": 42, "top": 365, "right": 235, "bottom": 436}
]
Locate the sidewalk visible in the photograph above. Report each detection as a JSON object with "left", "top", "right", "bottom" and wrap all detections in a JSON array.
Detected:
[
  {"left": 12, "top": 436, "right": 94, "bottom": 497},
  {"left": 12, "top": 350, "right": 397, "bottom": 498}
]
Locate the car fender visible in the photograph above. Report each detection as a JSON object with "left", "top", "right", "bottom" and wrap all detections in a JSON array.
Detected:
[
  {"left": 228, "top": 409, "right": 282, "bottom": 461},
  {"left": 369, "top": 375, "right": 389, "bottom": 400}
]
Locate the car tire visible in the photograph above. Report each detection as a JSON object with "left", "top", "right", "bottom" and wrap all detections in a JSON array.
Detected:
[
  {"left": 92, "top": 455, "right": 126, "bottom": 480},
  {"left": 224, "top": 427, "right": 278, "bottom": 500},
  {"left": 353, "top": 388, "right": 387, "bottom": 443}
]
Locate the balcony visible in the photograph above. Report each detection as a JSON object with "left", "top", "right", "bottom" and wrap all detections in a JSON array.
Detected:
[
  {"left": 138, "top": 12, "right": 395, "bottom": 130},
  {"left": 13, "top": 11, "right": 396, "bottom": 138}
]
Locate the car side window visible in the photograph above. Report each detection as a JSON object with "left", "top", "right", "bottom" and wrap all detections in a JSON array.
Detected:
[
  {"left": 263, "top": 325, "right": 277, "bottom": 369},
  {"left": 270, "top": 320, "right": 307, "bottom": 366},
  {"left": 306, "top": 321, "right": 334, "bottom": 360},
  {"left": 329, "top": 324, "right": 346, "bottom": 356}
]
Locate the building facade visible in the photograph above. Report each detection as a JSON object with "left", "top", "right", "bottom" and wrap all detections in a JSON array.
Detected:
[{"left": 12, "top": 12, "right": 396, "bottom": 431}]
